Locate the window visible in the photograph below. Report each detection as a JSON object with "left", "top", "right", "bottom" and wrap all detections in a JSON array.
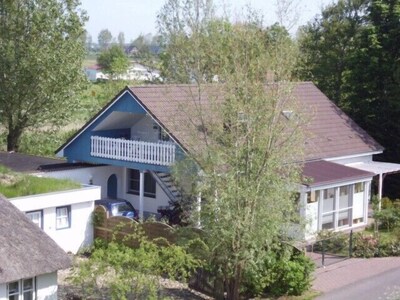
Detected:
[
  {"left": 26, "top": 210, "right": 43, "bottom": 229},
  {"left": 7, "top": 278, "right": 34, "bottom": 300},
  {"left": 127, "top": 169, "right": 156, "bottom": 198},
  {"left": 56, "top": 206, "right": 71, "bottom": 229},
  {"left": 355, "top": 182, "right": 364, "bottom": 193}
]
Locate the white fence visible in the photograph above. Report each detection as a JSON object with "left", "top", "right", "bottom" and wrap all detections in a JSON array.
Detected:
[{"left": 90, "top": 136, "right": 176, "bottom": 166}]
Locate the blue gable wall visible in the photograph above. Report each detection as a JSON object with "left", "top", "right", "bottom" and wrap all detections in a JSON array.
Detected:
[{"left": 63, "top": 91, "right": 176, "bottom": 172}]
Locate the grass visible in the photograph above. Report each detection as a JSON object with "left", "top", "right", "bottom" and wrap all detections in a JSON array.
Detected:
[{"left": 0, "top": 165, "right": 81, "bottom": 198}]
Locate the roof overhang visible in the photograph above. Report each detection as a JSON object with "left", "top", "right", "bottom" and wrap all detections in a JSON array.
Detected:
[
  {"left": 302, "top": 160, "right": 375, "bottom": 188},
  {"left": 347, "top": 161, "right": 400, "bottom": 176}
]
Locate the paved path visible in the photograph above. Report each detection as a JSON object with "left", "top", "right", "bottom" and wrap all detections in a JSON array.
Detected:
[{"left": 313, "top": 257, "right": 400, "bottom": 298}]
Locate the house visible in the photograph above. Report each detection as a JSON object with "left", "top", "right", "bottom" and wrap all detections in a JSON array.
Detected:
[
  {"left": 55, "top": 82, "right": 400, "bottom": 239},
  {"left": 84, "top": 64, "right": 108, "bottom": 81},
  {"left": 0, "top": 151, "right": 101, "bottom": 253},
  {"left": 0, "top": 195, "right": 71, "bottom": 300}
]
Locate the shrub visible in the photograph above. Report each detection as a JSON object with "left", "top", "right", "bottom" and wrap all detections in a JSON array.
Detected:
[
  {"left": 374, "top": 207, "right": 400, "bottom": 231},
  {"left": 313, "top": 230, "right": 349, "bottom": 254},
  {"left": 242, "top": 243, "right": 315, "bottom": 297},
  {"left": 352, "top": 232, "right": 379, "bottom": 258}
]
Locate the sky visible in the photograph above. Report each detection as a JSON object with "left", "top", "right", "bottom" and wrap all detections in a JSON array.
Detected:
[{"left": 80, "top": 0, "right": 336, "bottom": 43}]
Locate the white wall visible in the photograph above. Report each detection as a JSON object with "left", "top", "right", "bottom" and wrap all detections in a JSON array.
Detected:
[
  {"left": 328, "top": 153, "right": 374, "bottom": 165},
  {"left": 43, "top": 166, "right": 123, "bottom": 199},
  {"left": 44, "top": 166, "right": 171, "bottom": 214},
  {"left": 121, "top": 168, "right": 171, "bottom": 214},
  {"left": 10, "top": 186, "right": 100, "bottom": 254},
  {"left": 36, "top": 272, "right": 58, "bottom": 300},
  {"left": 0, "top": 283, "right": 6, "bottom": 300},
  {"left": 305, "top": 202, "right": 318, "bottom": 239}
]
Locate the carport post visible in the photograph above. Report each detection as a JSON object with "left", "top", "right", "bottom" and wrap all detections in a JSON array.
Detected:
[
  {"left": 378, "top": 173, "right": 383, "bottom": 211},
  {"left": 139, "top": 170, "right": 144, "bottom": 220}
]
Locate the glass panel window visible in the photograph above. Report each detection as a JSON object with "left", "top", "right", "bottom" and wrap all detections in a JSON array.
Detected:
[
  {"left": 8, "top": 281, "right": 19, "bottom": 300},
  {"left": 322, "top": 188, "right": 334, "bottom": 213},
  {"left": 355, "top": 182, "right": 364, "bottom": 193},
  {"left": 338, "top": 209, "right": 350, "bottom": 227},
  {"left": 23, "top": 278, "right": 33, "bottom": 300},
  {"left": 26, "top": 210, "right": 43, "bottom": 229},
  {"left": 127, "top": 169, "right": 156, "bottom": 198},
  {"left": 56, "top": 206, "right": 70, "bottom": 229},
  {"left": 322, "top": 213, "right": 334, "bottom": 229},
  {"left": 339, "top": 186, "right": 350, "bottom": 209}
]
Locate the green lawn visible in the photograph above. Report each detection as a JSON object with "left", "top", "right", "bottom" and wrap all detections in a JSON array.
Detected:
[{"left": 0, "top": 165, "right": 81, "bottom": 198}]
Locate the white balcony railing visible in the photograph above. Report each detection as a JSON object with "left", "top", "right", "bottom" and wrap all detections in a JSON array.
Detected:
[{"left": 90, "top": 136, "right": 176, "bottom": 166}]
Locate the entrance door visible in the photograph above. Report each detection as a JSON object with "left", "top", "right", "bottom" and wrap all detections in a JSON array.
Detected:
[{"left": 107, "top": 174, "right": 118, "bottom": 199}]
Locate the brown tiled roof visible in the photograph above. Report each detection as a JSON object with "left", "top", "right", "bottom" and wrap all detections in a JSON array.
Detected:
[
  {"left": 129, "top": 82, "right": 383, "bottom": 161},
  {"left": 0, "top": 195, "right": 71, "bottom": 283},
  {"left": 302, "top": 160, "right": 375, "bottom": 187}
]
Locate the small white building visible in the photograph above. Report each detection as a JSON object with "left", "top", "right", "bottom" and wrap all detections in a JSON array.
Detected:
[
  {"left": 0, "top": 195, "right": 71, "bottom": 300},
  {"left": 0, "top": 152, "right": 101, "bottom": 254}
]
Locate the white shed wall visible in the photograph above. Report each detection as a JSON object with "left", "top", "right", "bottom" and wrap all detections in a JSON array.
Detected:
[
  {"left": 36, "top": 272, "right": 58, "bottom": 300},
  {"left": 10, "top": 186, "right": 100, "bottom": 253}
]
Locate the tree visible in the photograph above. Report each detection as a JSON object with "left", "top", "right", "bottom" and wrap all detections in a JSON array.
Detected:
[
  {"left": 296, "top": 0, "right": 400, "bottom": 164},
  {"left": 98, "top": 28, "right": 113, "bottom": 50},
  {"left": 117, "top": 31, "right": 125, "bottom": 48},
  {"left": 97, "top": 45, "right": 130, "bottom": 78},
  {"left": 158, "top": 1, "right": 308, "bottom": 299},
  {"left": 0, "top": 0, "right": 87, "bottom": 151}
]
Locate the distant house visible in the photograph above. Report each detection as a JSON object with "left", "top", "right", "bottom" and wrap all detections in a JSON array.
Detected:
[
  {"left": 0, "top": 152, "right": 101, "bottom": 253},
  {"left": 52, "top": 82, "right": 400, "bottom": 239},
  {"left": 84, "top": 64, "right": 108, "bottom": 81},
  {"left": 0, "top": 195, "right": 71, "bottom": 300}
]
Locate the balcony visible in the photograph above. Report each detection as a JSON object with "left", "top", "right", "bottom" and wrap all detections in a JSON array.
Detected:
[{"left": 90, "top": 136, "right": 176, "bottom": 166}]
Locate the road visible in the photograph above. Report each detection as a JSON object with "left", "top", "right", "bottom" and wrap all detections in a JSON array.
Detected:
[{"left": 316, "top": 261, "right": 400, "bottom": 300}]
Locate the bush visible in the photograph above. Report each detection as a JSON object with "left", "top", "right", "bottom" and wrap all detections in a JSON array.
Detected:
[
  {"left": 313, "top": 230, "right": 349, "bottom": 254},
  {"left": 242, "top": 243, "right": 315, "bottom": 297},
  {"left": 374, "top": 207, "right": 400, "bottom": 231},
  {"left": 352, "top": 232, "right": 379, "bottom": 258}
]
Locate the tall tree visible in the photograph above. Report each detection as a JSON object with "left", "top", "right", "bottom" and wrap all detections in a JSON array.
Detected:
[
  {"left": 0, "top": 0, "right": 87, "bottom": 151},
  {"left": 296, "top": 0, "right": 367, "bottom": 106},
  {"left": 98, "top": 28, "right": 113, "bottom": 50},
  {"left": 158, "top": 1, "right": 307, "bottom": 298},
  {"left": 97, "top": 45, "right": 130, "bottom": 78},
  {"left": 117, "top": 31, "right": 125, "bottom": 48},
  {"left": 296, "top": 0, "right": 400, "bottom": 163}
]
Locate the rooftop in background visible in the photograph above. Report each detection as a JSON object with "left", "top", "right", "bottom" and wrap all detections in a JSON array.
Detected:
[
  {"left": 0, "top": 151, "right": 102, "bottom": 173},
  {"left": 0, "top": 195, "right": 71, "bottom": 283}
]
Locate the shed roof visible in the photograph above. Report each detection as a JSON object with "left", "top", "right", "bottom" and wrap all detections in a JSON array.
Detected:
[
  {"left": 0, "top": 151, "right": 102, "bottom": 173},
  {"left": 302, "top": 160, "right": 375, "bottom": 188},
  {"left": 0, "top": 195, "right": 71, "bottom": 283}
]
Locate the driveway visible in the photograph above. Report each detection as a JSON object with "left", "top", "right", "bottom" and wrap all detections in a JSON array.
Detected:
[{"left": 313, "top": 257, "right": 400, "bottom": 299}]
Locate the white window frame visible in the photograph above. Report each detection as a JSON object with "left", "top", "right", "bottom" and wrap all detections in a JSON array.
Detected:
[
  {"left": 7, "top": 277, "right": 35, "bottom": 300},
  {"left": 56, "top": 206, "right": 71, "bottom": 230},
  {"left": 26, "top": 210, "right": 43, "bottom": 229}
]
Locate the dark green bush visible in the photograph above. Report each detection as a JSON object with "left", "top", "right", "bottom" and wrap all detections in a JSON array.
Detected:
[
  {"left": 242, "top": 243, "right": 315, "bottom": 297},
  {"left": 374, "top": 208, "right": 400, "bottom": 231}
]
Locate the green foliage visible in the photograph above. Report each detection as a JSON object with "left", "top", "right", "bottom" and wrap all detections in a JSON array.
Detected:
[
  {"left": 69, "top": 230, "right": 201, "bottom": 300},
  {"left": 0, "top": 166, "right": 80, "bottom": 198},
  {"left": 297, "top": 0, "right": 400, "bottom": 165},
  {"left": 97, "top": 45, "right": 130, "bottom": 77},
  {"left": 352, "top": 232, "right": 379, "bottom": 258},
  {"left": 158, "top": 2, "right": 305, "bottom": 298},
  {"left": 98, "top": 28, "right": 113, "bottom": 50},
  {"left": 243, "top": 243, "right": 315, "bottom": 297},
  {"left": 313, "top": 230, "right": 349, "bottom": 254},
  {"left": 374, "top": 207, "right": 400, "bottom": 231},
  {"left": 0, "top": 0, "right": 87, "bottom": 151}
]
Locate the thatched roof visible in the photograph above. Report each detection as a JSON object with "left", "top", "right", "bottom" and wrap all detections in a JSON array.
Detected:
[{"left": 0, "top": 195, "right": 71, "bottom": 283}]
